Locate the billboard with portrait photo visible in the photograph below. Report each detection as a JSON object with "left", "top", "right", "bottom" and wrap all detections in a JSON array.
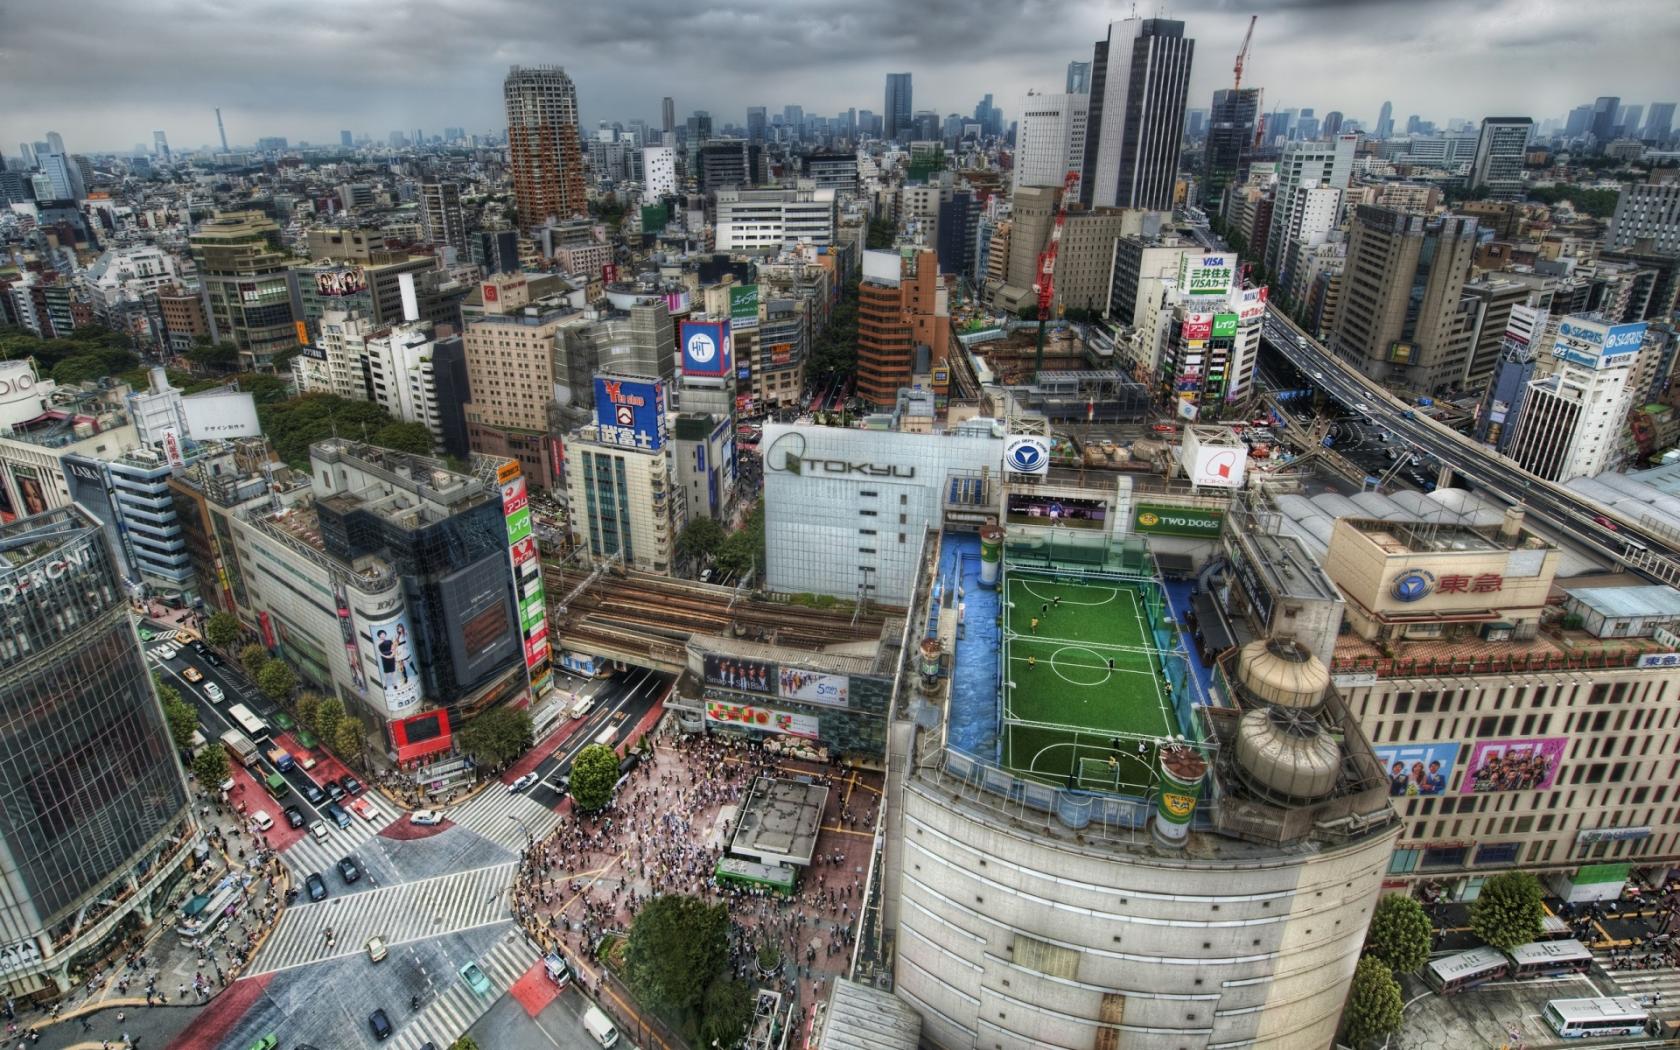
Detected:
[
  {"left": 776, "top": 668, "right": 849, "bottom": 708},
  {"left": 11, "top": 465, "right": 47, "bottom": 518},
  {"left": 1372, "top": 742, "right": 1459, "bottom": 797},
  {"left": 703, "top": 654, "right": 777, "bottom": 696},
  {"left": 362, "top": 608, "right": 422, "bottom": 713},
  {"left": 315, "top": 268, "right": 367, "bottom": 297},
  {"left": 1461, "top": 737, "right": 1566, "bottom": 794}
]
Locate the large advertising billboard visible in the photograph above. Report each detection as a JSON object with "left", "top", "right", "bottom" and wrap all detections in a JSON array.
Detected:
[
  {"left": 703, "top": 654, "right": 777, "bottom": 696},
  {"left": 681, "top": 320, "right": 733, "bottom": 378},
  {"left": 704, "top": 700, "right": 819, "bottom": 739},
  {"left": 10, "top": 464, "right": 48, "bottom": 518},
  {"left": 500, "top": 466, "right": 549, "bottom": 686},
  {"left": 315, "top": 268, "right": 367, "bottom": 297},
  {"left": 1132, "top": 503, "right": 1225, "bottom": 538},
  {"left": 1373, "top": 742, "right": 1459, "bottom": 797},
  {"left": 777, "top": 668, "right": 849, "bottom": 708},
  {"left": 1461, "top": 737, "right": 1566, "bottom": 794},
  {"left": 1005, "top": 493, "right": 1108, "bottom": 529},
  {"left": 1211, "top": 313, "right": 1239, "bottom": 339},
  {"left": 1554, "top": 317, "right": 1646, "bottom": 369},
  {"left": 1178, "top": 254, "right": 1235, "bottom": 298},
  {"left": 1003, "top": 435, "right": 1051, "bottom": 476},
  {"left": 729, "top": 285, "right": 759, "bottom": 330},
  {"left": 183, "top": 389, "right": 262, "bottom": 440},
  {"left": 1181, "top": 313, "right": 1214, "bottom": 341},
  {"left": 441, "top": 555, "right": 519, "bottom": 687},
  {"left": 593, "top": 376, "right": 668, "bottom": 452},
  {"left": 331, "top": 574, "right": 368, "bottom": 695},
  {"left": 364, "top": 608, "right": 422, "bottom": 713}
]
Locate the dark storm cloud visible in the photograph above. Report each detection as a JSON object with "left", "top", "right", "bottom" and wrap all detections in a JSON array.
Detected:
[{"left": 1, "top": 0, "right": 1675, "bottom": 150}]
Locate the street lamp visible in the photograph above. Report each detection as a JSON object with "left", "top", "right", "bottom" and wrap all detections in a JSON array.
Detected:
[{"left": 507, "top": 813, "right": 534, "bottom": 845}]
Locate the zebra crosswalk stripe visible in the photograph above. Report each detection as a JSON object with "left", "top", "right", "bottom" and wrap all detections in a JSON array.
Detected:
[
  {"left": 277, "top": 793, "right": 403, "bottom": 878},
  {"left": 438, "top": 787, "right": 564, "bottom": 853},
  {"left": 387, "top": 928, "right": 537, "bottom": 1050},
  {"left": 249, "top": 862, "right": 518, "bottom": 975}
]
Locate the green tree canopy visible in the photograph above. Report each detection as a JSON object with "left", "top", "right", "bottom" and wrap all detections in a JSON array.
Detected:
[
  {"left": 52, "top": 349, "right": 139, "bottom": 385},
  {"left": 1469, "top": 871, "right": 1545, "bottom": 951},
  {"left": 257, "top": 659, "right": 297, "bottom": 702},
  {"left": 193, "top": 745, "right": 229, "bottom": 787},
  {"left": 312, "top": 695, "right": 345, "bottom": 746},
  {"left": 711, "top": 503, "right": 765, "bottom": 581},
  {"left": 447, "top": 1037, "right": 480, "bottom": 1050},
  {"left": 334, "top": 717, "right": 365, "bottom": 763},
  {"left": 371, "top": 420, "right": 435, "bottom": 456},
  {"left": 568, "top": 743, "right": 621, "bottom": 812},
  {"left": 241, "top": 643, "right": 270, "bottom": 677},
  {"left": 1341, "top": 955, "right": 1404, "bottom": 1048},
  {"left": 457, "top": 705, "right": 534, "bottom": 770},
  {"left": 156, "top": 678, "right": 199, "bottom": 751},
  {"left": 865, "top": 216, "right": 896, "bottom": 249},
  {"left": 204, "top": 611, "right": 242, "bottom": 648},
  {"left": 296, "top": 692, "right": 322, "bottom": 731},
  {"left": 257, "top": 393, "right": 413, "bottom": 468},
  {"left": 677, "top": 516, "right": 726, "bottom": 566},
  {"left": 698, "top": 977, "right": 755, "bottom": 1048},
  {"left": 624, "top": 894, "right": 731, "bottom": 1020},
  {"left": 1363, "top": 894, "right": 1433, "bottom": 975}
]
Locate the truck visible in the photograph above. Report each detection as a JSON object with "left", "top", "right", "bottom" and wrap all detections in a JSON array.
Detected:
[
  {"left": 264, "top": 746, "right": 294, "bottom": 772},
  {"left": 220, "top": 730, "right": 260, "bottom": 768}
]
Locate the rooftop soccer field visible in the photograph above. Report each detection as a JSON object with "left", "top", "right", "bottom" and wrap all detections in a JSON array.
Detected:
[{"left": 1000, "top": 570, "right": 1180, "bottom": 793}]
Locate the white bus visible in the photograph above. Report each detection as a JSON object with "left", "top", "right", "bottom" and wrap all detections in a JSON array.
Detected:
[
  {"left": 1543, "top": 997, "right": 1649, "bottom": 1039},
  {"left": 227, "top": 703, "right": 269, "bottom": 741},
  {"left": 1424, "top": 946, "right": 1509, "bottom": 995},
  {"left": 1506, "top": 938, "right": 1594, "bottom": 978}
]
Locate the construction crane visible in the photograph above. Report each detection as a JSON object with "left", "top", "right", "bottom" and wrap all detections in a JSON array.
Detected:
[
  {"left": 1032, "top": 169, "right": 1080, "bottom": 381},
  {"left": 1233, "top": 14, "right": 1256, "bottom": 92}
]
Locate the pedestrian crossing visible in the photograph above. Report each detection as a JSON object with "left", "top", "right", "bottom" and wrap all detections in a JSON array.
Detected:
[
  {"left": 249, "top": 861, "right": 518, "bottom": 975},
  {"left": 1603, "top": 962, "right": 1680, "bottom": 1009},
  {"left": 387, "top": 927, "right": 535, "bottom": 1050},
  {"left": 439, "top": 785, "right": 564, "bottom": 854},
  {"left": 278, "top": 792, "right": 403, "bottom": 878}
]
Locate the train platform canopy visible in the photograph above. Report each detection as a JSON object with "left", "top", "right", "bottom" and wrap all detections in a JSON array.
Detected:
[
  {"left": 729, "top": 775, "right": 828, "bottom": 868},
  {"left": 814, "top": 978, "right": 922, "bottom": 1050}
]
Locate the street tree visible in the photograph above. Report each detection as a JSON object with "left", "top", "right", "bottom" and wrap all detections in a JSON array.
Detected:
[
  {"left": 1363, "top": 894, "right": 1433, "bottom": 974},
  {"left": 193, "top": 745, "right": 229, "bottom": 787},
  {"left": 296, "top": 692, "right": 322, "bottom": 730},
  {"left": 334, "top": 717, "right": 365, "bottom": 763},
  {"left": 568, "top": 743, "right": 621, "bottom": 812},
  {"left": 458, "top": 706, "right": 534, "bottom": 770},
  {"left": 157, "top": 680, "right": 199, "bottom": 751},
  {"left": 313, "top": 696, "right": 345, "bottom": 746},
  {"left": 624, "top": 894, "right": 730, "bottom": 1021},
  {"left": 447, "top": 1037, "right": 480, "bottom": 1050},
  {"left": 676, "top": 516, "right": 725, "bottom": 567},
  {"left": 204, "top": 611, "right": 242, "bottom": 649},
  {"left": 1469, "top": 871, "right": 1545, "bottom": 950},
  {"left": 1341, "top": 955, "right": 1403, "bottom": 1048},
  {"left": 698, "top": 977, "right": 754, "bottom": 1047},
  {"left": 257, "top": 660, "right": 297, "bottom": 702},
  {"left": 240, "top": 643, "right": 270, "bottom": 677}
]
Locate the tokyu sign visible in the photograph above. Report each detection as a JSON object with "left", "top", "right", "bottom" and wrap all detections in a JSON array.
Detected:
[
  {"left": 1178, "top": 254, "right": 1235, "bottom": 298},
  {"left": 1132, "top": 503, "right": 1225, "bottom": 537}
]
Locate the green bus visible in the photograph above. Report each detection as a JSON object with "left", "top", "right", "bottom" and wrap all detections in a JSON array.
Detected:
[
  {"left": 265, "top": 772, "right": 290, "bottom": 799},
  {"left": 715, "top": 857, "right": 796, "bottom": 896}
]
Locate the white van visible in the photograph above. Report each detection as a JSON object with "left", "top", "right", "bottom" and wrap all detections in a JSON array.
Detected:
[
  {"left": 593, "top": 726, "right": 617, "bottom": 749},
  {"left": 203, "top": 682, "right": 224, "bottom": 704},
  {"left": 569, "top": 693, "right": 597, "bottom": 720},
  {"left": 582, "top": 1005, "right": 619, "bottom": 1047}
]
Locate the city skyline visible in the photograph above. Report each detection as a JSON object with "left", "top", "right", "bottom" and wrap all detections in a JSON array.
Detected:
[{"left": 5, "top": 0, "right": 1679, "bottom": 151}]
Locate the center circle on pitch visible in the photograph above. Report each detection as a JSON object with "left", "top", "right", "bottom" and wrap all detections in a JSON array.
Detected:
[{"left": 1049, "top": 647, "right": 1110, "bottom": 686}]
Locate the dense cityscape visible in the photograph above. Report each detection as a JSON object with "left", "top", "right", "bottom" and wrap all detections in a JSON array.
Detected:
[{"left": 2, "top": 4, "right": 1680, "bottom": 1048}]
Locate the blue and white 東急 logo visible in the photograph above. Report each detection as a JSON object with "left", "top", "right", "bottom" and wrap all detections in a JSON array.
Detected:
[
  {"left": 1391, "top": 569, "right": 1436, "bottom": 602},
  {"left": 1004, "top": 435, "right": 1050, "bottom": 475}
]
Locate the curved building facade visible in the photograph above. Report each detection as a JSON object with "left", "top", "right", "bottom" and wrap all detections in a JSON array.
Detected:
[{"left": 0, "top": 507, "right": 195, "bottom": 995}]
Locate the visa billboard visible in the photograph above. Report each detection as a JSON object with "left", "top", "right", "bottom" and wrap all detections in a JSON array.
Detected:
[
  {"left": 593, "top": 375, "right": 668, "bottom": 452},
  {"left": 681, "top": 320, "right": 733, "bottom": 378}
]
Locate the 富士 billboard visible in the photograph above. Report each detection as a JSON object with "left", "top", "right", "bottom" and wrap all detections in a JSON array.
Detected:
[
  {"left": 1132, "top": 503, "right": 1224, "bottom": 538},
  {"left": 593, "top": 376, "right": 668, "bottom": 451},
  {"left": 1461, "top": 737, "right": 1566, "bottom": 794},
  {"left": 703, "top": 654, "right": 776, "bottom": 696},
  {"left": 681, "top": 320, "right": 733, "bottom": 378},
  {"left": 777, "top": 668, "right": 849, "bottom": 708},
  {"left": 1373, "top": 742, "right": 1459, "bottom": 797}
]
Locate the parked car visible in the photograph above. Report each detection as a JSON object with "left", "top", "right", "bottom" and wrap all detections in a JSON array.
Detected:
[
  {"left": 305, "top": 873, "right": 327, "bottom": 901},
  {"left": 302, "top": 782, "right": 326, "bottom": 804},
  {"left": 410, "top": 809, "right": 443, "bottom": 825},
  {"left": 324, "top": 780, "right": 345, "bottom": 801},
  {"left": 252, "top": 810, "right": 274, "bottom": 832}
]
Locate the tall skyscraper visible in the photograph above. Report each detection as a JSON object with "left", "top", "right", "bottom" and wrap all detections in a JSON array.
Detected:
[
  {"left": 1321, "top": 110, "right": 1344, "bottom": 139},
  {"left": 1646, "top": 103, "right": 1676, "bottom": 143},
  {"left": 1375, "top": 100, "right": 1393, "bottom": 138},
  {"left": 783, "top": 105, "right": 804, "bottom": 142},
  {"left": 1618, "top": 104, "right": 1644, "bottom": 138},
  {"left": 661, "top": 96, "right": 676, "bottom": 135},
  {"left": 1065, "top": 60, "right": 1091, "bottom": 94},
  {"left": 1202, "top": 87, "right": 1261, "bottom": 209},
  {"left": 419, "top": 177, "right": 468, "bottom": 255},
  {"left": 885, "top": 73, "right": 913, "bottom": 142},
  {"left": 152, "top": 130, "right": 170, "bottom": 162},
  {"left": 1080, "top": 17, "right": 1195, "bottom": 211},
  {"left": 1014, "top": 91, "right": 1090, "bottom": 194},
  {"left": 746, "top": 106, "right": 767, "bottom": 143},
  {"left": 1469, "top": 116, "right": 1533, "bottom": 200},
  {"left": 340, "top": 129, "right": 354, "bottom": 147},
  {"left": 503, "top": 64, "right": 587, "bottom": 228},
  {"left": 1266, "top": 135, "right": 1356, "bottom": 292},
  {"left": 1608, "top": 183, "right": 1680, "bottom": 255},
  {"left": 45, "top": 131, "right": 64, "bottom": 155},
  {"left": 1590, "top": 96, "right": 1621, "bottom": 145}
]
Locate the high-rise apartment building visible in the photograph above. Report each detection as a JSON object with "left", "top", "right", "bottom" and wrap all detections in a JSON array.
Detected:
[
  {"left": 1013, "top": 91, "right": 1089, "bottom": 194},
  {"left": 503, "top": 65, "right": 588, "bottom": 228},
  {"left": 746, "top": 106, "right": 767, "bottom": 143},
  {"left": 1505, "top": 315, "right": 1644, "bottom": 481},
  {"left": 1469, "top": 116, "right": 1533, "bottom": 200},
  {"left": 1332, "top": 205, "right": 1478, "bottom": 394},
  {"left": 1065, "top": 60, "right": 1091, "bottom": 94},
  {"left": 418, "top": 177, "right": 468, "bottom": 255},
  {"left": 885, "top": 73, "right": 913, "bottom": 142},
  {"left": 1590, "top": 96, "right": 1621, "bottom": 146},
  {"left": 1608, "top": 182, "right": 1680, "bottom": 255},
  {"left": 190, "top": 210, "right": 299, "bottom": 372},
  {"left": 1202, "top": 87, "right": 1261, "bottom": 209},
  {"left": 1080, "top": 17, "right": 1194, "bottom": 211},
  {"left": 462, "top": 273, "right": 572, "bottom": 489},
  {"left": 1263, "top": 135, "right": 1355, "bottom": 288},
  {"left": 0, "top": 506, "right": 196, "bottom": 998},
  {"left": 856, "top": 249, "right": 950, "bottom": 407},
  {"left": 661, "top": 96, "right": 675, "bottom": 135},
  {"left": 642, "top": 146, "right": 677, "bottom": 197}
]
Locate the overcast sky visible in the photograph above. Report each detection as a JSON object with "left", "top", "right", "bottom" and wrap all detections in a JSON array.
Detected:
[{"left": 4, "top": 0, "right": 1677, "bottom": 153}]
